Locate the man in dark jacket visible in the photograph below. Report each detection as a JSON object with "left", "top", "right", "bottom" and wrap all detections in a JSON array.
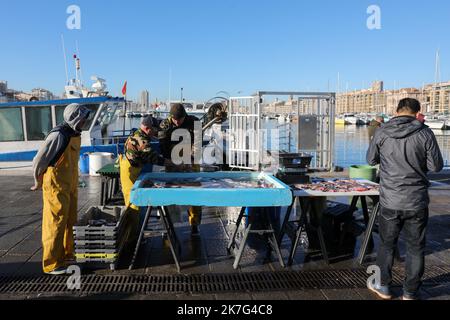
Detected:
[
  {"left": 159, "top": 103, "right": 202, "bottom": 236},
  {"left": 366, "top": 98, "right": 443, "bottom": 300}
]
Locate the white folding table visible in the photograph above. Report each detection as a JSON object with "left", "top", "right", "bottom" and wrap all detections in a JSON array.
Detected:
[{"left": 279, "top": 179, "right": 380, "bottom": 265}]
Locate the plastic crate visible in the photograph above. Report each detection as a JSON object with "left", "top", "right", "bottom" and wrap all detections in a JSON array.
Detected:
[
  {"left": 75, "top": 239, "right": 118, "bottom": 247},
  {"left": 75, "top": 253, "right": 118, "bottom": 261},
  {"left": 75, "top": 248, "right": 119, "bottom": 253},
  {"left": 74, "top": 206, "right": 123, "bottom": 230},
  {"left": 74, "top": 206, "right": 130, "bottom": 267}
]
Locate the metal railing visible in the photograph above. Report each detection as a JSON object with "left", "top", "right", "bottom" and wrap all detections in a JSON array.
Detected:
[
  {"left": 228, "top": 97, "right": 261, "bottom": 171},
  {"left": 266, "top": 92, "right": 336, "bottom": 171},
  {"left": 435, "top": 135, "right": 450, "bottom": 168}
]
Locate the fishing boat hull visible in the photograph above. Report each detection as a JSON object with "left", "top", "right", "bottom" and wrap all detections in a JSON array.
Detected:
[{"left": 0, "top": 96, "right": 125, "bottom": 161}]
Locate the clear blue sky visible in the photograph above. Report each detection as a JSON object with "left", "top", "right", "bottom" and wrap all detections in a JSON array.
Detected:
[{"left": 1, "top": 0, "right": 450, "bottom": 101}]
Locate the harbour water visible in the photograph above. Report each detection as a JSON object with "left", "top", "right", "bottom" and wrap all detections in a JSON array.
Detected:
[{"left": 109, "top": 117, "right": 450, "bottom": 168}]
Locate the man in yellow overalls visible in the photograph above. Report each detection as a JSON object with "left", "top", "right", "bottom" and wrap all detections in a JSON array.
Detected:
[
  {"left": 31, "top": 104, "right": 91, "bottom": 275},
  {"left": 119, "top": 116, "right": 166, "bottom": 246}
]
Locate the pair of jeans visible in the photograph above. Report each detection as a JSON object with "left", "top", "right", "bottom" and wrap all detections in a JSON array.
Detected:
[{"left": 376, "top": 206, "right": 429, "bottom": 294}]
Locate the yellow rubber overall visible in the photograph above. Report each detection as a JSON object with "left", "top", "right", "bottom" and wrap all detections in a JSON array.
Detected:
[
  {"left": 42, "top": 136, "right": 80, "bottom": 273},
  {"left": 119, "top": 154, "right": 142, "bottom": 245},
  {"left": 188, "top": 164, "right": 202, "bottom": 226}
]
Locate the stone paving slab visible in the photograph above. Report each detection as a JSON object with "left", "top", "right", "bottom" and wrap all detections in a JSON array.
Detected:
[{"left": 0, "top": 254, "right": 31, "bottom": 276}]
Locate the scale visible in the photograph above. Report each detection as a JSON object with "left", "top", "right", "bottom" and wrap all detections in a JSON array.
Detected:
[{"left": 275, "top": 152, "right": 314, "bottom": 185}]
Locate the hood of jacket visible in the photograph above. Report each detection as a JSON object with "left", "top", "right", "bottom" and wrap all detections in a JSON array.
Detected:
[
  {"left": 63, "top": 103, "right": 90, "bottom": 132},
  {"left": 382, "top": 116, "right": 425, "bottom": 139}
]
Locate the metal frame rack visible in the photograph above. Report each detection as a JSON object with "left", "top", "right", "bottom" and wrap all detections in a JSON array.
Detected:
[{"left": 261, "top": 91, "right": 336, "bottom": 171}]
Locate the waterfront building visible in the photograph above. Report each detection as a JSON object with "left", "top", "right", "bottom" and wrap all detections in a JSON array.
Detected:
[
  {"left": 31, "top": 88, "right": 55, "bottom": 101},
  {"left": 429, "top": 81, "right": 450, "bottom": 114},
  {"left": 336, "top": 81, "right": 445, "bottom": 115},
  {"left": 336, "top": 81, "right": 385, "bottom": 114},
  {"left": 140, "top": 90, "right": 150, "bottom": 111}
]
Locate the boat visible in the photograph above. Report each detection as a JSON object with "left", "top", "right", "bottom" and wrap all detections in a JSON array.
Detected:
[
  {"left": 335, "top": 116, "right": 347, "bottom": 125},
  {"left": 344, "top": 113, "right": 359, "bottom": 125},
  {"left": 0, "top": 55, "right": 126, "bottom": 162},
  {"left": 0, "top": 96, "right": 125, "bottom": 161},
  {"left": 425, "top": 119, "right": 447, "bottom": 130}
]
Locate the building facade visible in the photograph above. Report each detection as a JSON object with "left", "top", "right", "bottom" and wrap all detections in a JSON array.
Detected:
[
  {"left": 429, "top": 82, "right": 450, "bottom": 114},
  {"left": 336, "top": 81, "right": 445, "bottom": 115}
]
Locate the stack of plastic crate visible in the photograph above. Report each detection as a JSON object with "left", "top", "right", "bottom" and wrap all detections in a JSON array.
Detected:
[{"left": 74, "top": 206, "right": 127, "bottom": 270}]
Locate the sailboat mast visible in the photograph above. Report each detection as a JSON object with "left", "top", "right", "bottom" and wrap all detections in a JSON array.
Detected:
[{"left": 61, "top": 35, "right": 69, "bottom": 85}]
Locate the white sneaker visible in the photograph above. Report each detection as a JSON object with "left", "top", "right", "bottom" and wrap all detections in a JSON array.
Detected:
[{"left": 45, "top": 267, "right": 68, "bottom": 275}]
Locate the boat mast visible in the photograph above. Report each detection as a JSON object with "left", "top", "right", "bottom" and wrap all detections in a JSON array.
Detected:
[
  {"left": 76, "top": 41, "right": 84, "bottom": 87},
  {"left": 434, "top": 49, "right": 441, "bottom": 113},
  {"left": 61, "top": 35, "right": 69, "bottom": 85}
]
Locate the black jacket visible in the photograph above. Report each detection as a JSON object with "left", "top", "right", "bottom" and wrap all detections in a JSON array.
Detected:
[
  {"left": 158, "top": 115, "right": 199, "bottom": 160},
  {"left": 367, "top": 116, "right": 444, "bottom": 210}
]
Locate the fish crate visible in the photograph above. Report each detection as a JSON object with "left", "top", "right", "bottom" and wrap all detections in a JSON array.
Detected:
[
  {"left": 75, "top": 239, "right": 118, "bottom": 248},
  {"left": 74, "top": 206, "right": 123, "bottom": 232},
  {"left": 75, "top": 248, "right": 119, "bottom": 254},
  {"left": 75, "top": 253, "right": 118, "bottom": 263},
  {"left": 73, "top": 206, "right": 128, "bottom": 239},
  {"left": 74, "top": 234, "right": 118, "bottom": 241},
  {"left": 73, "top": 206, "right": 129, "bottom": 268}
]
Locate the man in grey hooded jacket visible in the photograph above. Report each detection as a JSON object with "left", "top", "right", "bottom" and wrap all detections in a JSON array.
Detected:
[
  {"left": 32, "top": 103, "right": 90, "bottom": 275},
  {"left": 366, "top": 98, "right": 443, "bottom": 300}
]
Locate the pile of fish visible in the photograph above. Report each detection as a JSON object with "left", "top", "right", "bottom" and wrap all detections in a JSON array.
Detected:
[
  {"left": 294, "top": 179, "right": 379, "bottom": 193},
  {"left": 142, "top": 177, "right": 274, "bottom": 189}
]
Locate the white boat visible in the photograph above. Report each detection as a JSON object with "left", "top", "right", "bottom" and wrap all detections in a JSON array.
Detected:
[
  {"left": 426, "top": 119, "right": 447, "bottom": 130},
  {"left": 344, "top": 113, "right": 358, "bottom": 125},
  {"left": 0, "top": 96, "right": 125, "bottom": 161}
]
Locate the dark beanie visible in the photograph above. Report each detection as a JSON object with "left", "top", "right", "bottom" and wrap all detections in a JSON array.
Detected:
[
  {"left": 141, "top": 115, "right": 155, "bottom": 128},
  {"left": 170, "top": 103, "right": 187, "bottom": 120}
]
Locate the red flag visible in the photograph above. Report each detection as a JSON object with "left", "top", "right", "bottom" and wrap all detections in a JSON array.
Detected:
[{"left": 122, "top": 81, "right": 127, "bottom": 96}]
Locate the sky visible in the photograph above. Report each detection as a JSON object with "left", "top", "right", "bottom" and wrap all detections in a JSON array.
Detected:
[{"left": 1, "top": 0, "right": 450, "bottom": 101}]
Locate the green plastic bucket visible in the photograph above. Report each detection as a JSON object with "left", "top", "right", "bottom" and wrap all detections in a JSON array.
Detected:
[{"left": 349, "top": 165, "right": 377, "bottom": 182}]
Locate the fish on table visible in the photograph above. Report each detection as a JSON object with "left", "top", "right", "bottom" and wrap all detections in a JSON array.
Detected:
[{"left": 140, "top": 177, "right": 275, "bottom": 189}]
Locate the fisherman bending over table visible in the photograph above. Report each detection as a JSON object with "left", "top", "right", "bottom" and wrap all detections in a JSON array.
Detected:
[
  {"left": 120, "top": 115, "right": 167, "bottom": 246},
  {"left": 159, "top": 103, "right": 202, "bottom": 236},
  {"left": 31, "top": 103, "right": 91, "bottom": 275}
]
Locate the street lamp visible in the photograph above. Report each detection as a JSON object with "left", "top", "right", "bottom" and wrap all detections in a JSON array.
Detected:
[{"left": 181, "top": 88, "right": 184, "bottom": 102}]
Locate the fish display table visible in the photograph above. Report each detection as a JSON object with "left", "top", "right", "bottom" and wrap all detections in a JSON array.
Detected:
[
  {"left": 129, "top": 172, "right": 293, "bottom": 271},
  {"left": 279, "top": 179, "right": 380, "bottom": 266}
]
